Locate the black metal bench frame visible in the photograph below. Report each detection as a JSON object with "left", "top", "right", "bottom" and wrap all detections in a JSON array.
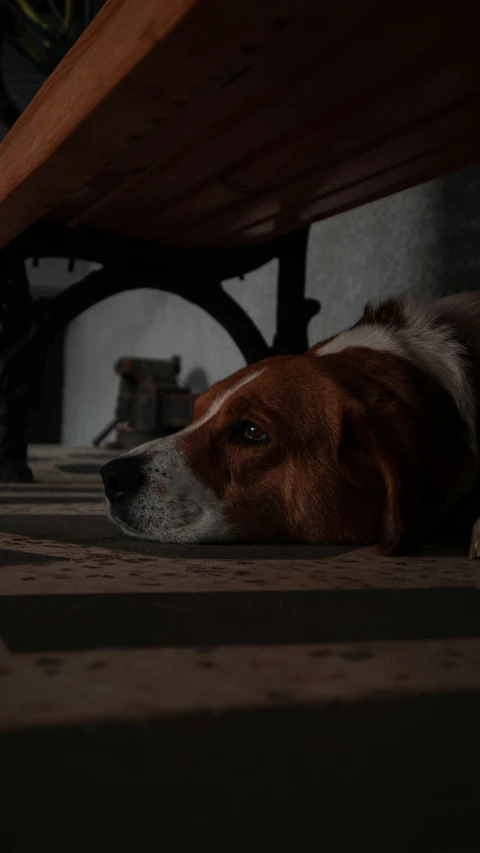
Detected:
[{"left": 0, "top": 223, "right": 319, "bottom": 481}]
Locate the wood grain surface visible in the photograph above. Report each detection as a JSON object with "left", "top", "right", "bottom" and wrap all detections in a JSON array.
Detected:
[{"left": 1, "top": 0, "right": 480, "bottom": 248}]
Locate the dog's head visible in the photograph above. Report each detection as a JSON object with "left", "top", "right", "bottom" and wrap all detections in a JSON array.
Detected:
[{"left": 102, "top": 348, "right": 424, "bottom": 552}]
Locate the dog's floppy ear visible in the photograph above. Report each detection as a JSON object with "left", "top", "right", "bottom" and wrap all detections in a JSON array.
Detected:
[{"left": 338, "top": 404, "right": 420, "bottom": 556}]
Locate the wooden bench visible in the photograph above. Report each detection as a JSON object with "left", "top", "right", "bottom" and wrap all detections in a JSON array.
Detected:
[{"left": 1, "top": 0, "right": 480, "bottom": 480}]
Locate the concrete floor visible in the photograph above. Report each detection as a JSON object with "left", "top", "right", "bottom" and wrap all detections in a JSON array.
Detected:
[{"left": 1, "top": 446, "right": 479, "bottom": 849}]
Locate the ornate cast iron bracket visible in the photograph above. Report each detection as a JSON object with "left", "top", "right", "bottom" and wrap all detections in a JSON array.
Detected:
[{"left": 0, "top": 223, "right": 320, "bottom": 481}]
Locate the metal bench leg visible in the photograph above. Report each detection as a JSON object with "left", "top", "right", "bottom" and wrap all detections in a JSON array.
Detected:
[
  {"left": 0, "top": 258, "right": 44, "bottom": 481},
  {"left": 0, "top": 265, "right": 273, "bottom": 481},
  {"left": 272, "top": 227, "right": 320, "bottom": 355}
]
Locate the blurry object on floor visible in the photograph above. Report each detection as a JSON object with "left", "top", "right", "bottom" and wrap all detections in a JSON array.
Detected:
[
  {"left": 184, "top": 367, "right": 209, "bottom": 396},
  {"left": 92, "top": 356, "right": 195, "bottom": 451}
]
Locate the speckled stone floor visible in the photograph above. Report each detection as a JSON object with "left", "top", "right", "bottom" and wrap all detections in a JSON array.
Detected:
[{"left": 1, "top": 446, "right": 480, "bottom": 850}]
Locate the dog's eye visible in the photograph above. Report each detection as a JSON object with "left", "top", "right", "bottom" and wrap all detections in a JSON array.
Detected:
[
  {"left": 242, "top": 421, "right": 268, "bottom": 442},
  {"left": 231, "top": 420, "right": 268, "bottom": 443}
]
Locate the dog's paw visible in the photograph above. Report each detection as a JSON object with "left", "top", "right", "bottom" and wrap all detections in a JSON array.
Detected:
[{"left": 469, "top": 518, "right": 480, "bottom": 559}]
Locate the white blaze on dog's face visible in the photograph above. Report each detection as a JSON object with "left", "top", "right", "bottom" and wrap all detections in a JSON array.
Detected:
[
  {"left": 101, "top": 350, "right": 408, "bottom": 548},
  {"left": 102, "top": 365, "right": 268, "bottom": 543}
]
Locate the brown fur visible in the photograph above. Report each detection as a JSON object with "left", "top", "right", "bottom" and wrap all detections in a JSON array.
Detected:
[
  {"left": 354, "top": 297, "right": 408, "bottom": 330},
  {"left": 178, "top": 344, "right": 476, "bottom": 554}
]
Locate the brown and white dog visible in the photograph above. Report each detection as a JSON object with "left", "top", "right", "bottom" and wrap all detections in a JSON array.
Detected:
[{"left": 101, "top": 291, "right": 480, "bottom": 558}]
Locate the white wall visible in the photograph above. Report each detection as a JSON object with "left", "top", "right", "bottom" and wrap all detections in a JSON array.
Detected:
[
  {"left": 62, "top": 179, "right": 443, "bottom": 446},
  {"left": 27, "top": 258, "right": 91, "bottom": 296}
]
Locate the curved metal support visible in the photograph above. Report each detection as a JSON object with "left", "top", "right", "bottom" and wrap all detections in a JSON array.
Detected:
[
  {"left": 0, "top": 224, "right": 319, "bottom": 480},
  {"left": 0, "top": 265, "right": 272, "bottom": 480},
  {"left": 40, "top": 266, "right": 271, "bottom": 365},
  {"left": 6, "top": 223, "right": 287, "bottom": 282},
  {"left": 5, "top": 223, "right": 319, "bottom": 359}
]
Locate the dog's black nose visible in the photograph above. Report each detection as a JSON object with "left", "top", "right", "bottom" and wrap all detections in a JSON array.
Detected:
[{"left": 101, "top": 457, "right": 143, "bottom": 501}]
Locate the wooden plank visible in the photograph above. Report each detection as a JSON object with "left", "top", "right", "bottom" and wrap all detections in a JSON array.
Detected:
[
  {"left": 166, "top": 94, "right": 480, "bottom": 246},
  {"left": 4, "top": 640, "right": 480, "bottom": 731},
  {"left": 61, "top": 0, "right": 390, "bottom": 228},
  {"left": 1, "top": 0, "right": 480, "bottom": 248},
  {"left": 224, "top": 134, "right": 480, "bottom": 247},
  {"left": 1, "top": 0, "right": 333, "bottom": 246},
  {"left": 76, "top": 1, "right": 479, "bottom": 238},
  {"left": 132, "top": 51, "right": 480, "bottom": 242},
  {"left": 0, "top": 0, "right": 197, "bottom": 245}
]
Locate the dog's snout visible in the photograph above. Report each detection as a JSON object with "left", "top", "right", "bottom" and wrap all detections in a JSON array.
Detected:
[{"left": 101, "top": 457, "right": 144, "bottom": 501}]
